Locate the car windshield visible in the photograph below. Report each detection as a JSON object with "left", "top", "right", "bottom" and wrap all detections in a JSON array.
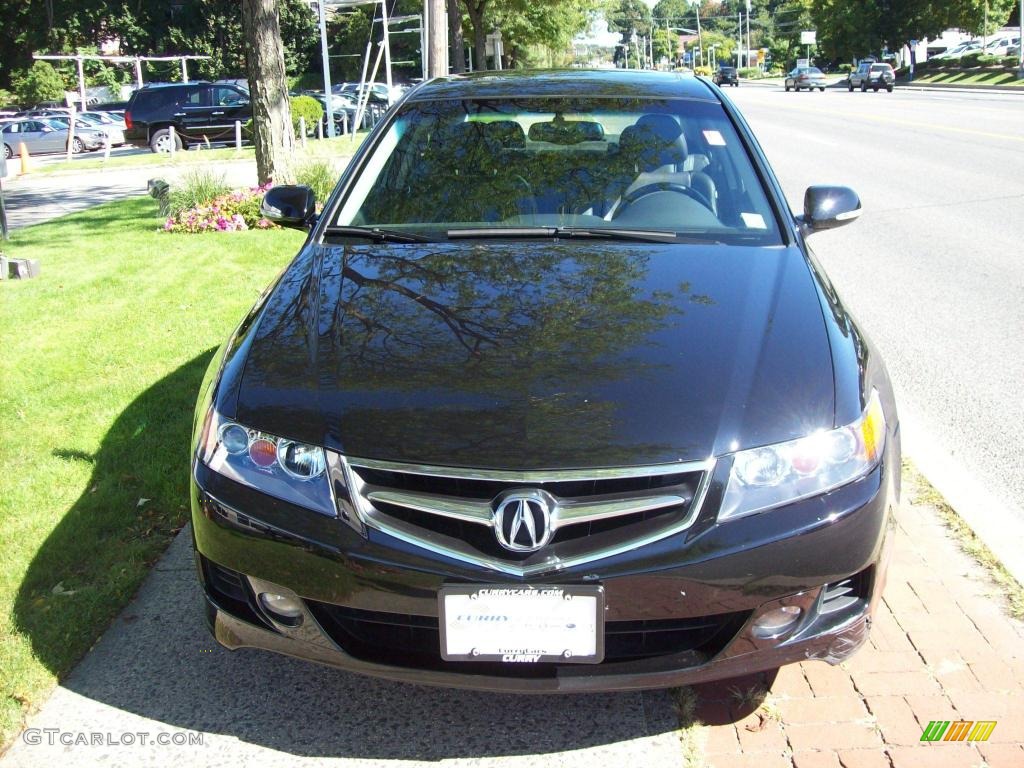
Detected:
[
  {"left": 333, "top": 96, "right": 782, "bottom": 244},
  {"left": 870, "top": 64, "right": 891, "bottom": 72}
]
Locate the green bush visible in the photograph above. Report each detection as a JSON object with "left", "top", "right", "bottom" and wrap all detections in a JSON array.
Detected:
[
  {"left": 694, "top": 65, "right": 712, "bottom": 77},
  {"left": 738, "top": 67, "right": 760, "bottom": 79},
  {"left": 290, "top": 95, "right": 324, "bottom": 136},
  {"left": 959, "top": 51, "right": 986, "bottom": 67},
  {"left": 168, "top": 168, "right": 231, "bottom": 218},
  {"left": 1002, "top": 55, "right": 1021, "bottom": 67},
  {"left": 975, "top": 53, "right": 1002, "bottom": 66},
  {"left": 13, "top": 61, "right": 66, "bottom": 106},
  {"left": 295, "top": 159, "right": 339, "bottom": 206},
  {"left": 837, "top": 63, "right": 853, "bottom": 74}
]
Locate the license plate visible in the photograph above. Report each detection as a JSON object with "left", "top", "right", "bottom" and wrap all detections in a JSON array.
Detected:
[{"left": 439, "top": 585, "right": 605, "bottom": 664}]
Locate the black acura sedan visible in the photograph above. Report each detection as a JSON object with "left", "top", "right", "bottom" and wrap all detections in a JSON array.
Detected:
[{"left": 190, "top": 70, "right": 899, "bottom": 692}]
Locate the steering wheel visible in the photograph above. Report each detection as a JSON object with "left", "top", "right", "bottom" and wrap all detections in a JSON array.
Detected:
[{"left": 614, "top": 182, "right": 715, "bottom": 218}]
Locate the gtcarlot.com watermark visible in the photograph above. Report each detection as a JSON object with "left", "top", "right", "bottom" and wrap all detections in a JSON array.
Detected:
[{"left": 23, "top": 729, "right": 204, "bottom": 747}]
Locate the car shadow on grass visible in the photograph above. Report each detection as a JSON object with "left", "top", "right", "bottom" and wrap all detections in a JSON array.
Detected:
[{"left": 12, "top": 350, "right": 681, "bottom": 760}]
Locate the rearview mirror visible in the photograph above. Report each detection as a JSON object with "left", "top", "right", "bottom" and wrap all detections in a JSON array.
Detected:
[
  {"left": 801, "top": 185, "right": 861, "bottom": 232},
  {"left": 261, "top": 185, "right": 316, "bottom": 229}
]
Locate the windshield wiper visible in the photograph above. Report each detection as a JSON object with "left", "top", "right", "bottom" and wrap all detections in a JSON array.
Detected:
[
  {"left": 322, "top": 225, "right": 431, "bottom": 243},
  {"left": 446, "top": 226, "right": 714, "bottom": 244}
]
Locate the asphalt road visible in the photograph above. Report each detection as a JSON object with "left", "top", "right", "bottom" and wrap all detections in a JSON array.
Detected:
[{"left": 724, "top": 83, "right": 1024, "bottom": 565}]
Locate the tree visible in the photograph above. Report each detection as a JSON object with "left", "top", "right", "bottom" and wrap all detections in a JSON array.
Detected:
[
  {"left": 608, "top": 0, "right": 653, "bottom": 66},
  {"left": 241, "top": 0, "right": 295, "bottom": 185},
  {"left": 13, "top": 61, "right": 66, "bottom": 106}
]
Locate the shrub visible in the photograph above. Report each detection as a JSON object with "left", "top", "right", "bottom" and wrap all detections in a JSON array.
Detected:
[
  {"left": 1002, "top": 55, "right": 1021, "bottom": 67},
  {"left": 291, "top": 95, "right": 324, "bottom": 136},
  {"left": 694, "top": 65, "right": 712, "bottom": 77},
  {"left": 162, "top": 183, "right": 276, "bottom": 233},
  {"left": 295, "top": 159, "right": 339, "bottom": 207},
  {"left": 13, "top": 61, "right": 66, "bottom": 106},
  {"left": 975, "top": 53, "right": 1002, "bottom": 66},
  {"left": 738, "top": 67, "right": 760, "bottom": 79},
  {"left": 837, "top": 63, "right": 853, "bottom": 74},
  {"left": 959, "top": 51, "right": 984, "bottom": 67},
  {"left": 167, "top": 168, "right": 230, "bottom": 217}
]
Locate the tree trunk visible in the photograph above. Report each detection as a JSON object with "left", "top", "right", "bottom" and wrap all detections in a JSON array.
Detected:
[
  {"left": 463, "top": 1, "right": 487, "bottom": 71},
  {"left": 447, "top": 0, "right": 465, "bottom": 73},
  {"left": 241, "top": 0, "right": 295, "bottom": 185}
]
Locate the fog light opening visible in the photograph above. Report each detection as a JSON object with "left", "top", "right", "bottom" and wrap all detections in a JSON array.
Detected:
[
  {"left": 259, "top": 592, "right": 304, "bottom": 627},
  {"left": 751, "top": 605, "right": 803, "bottom": 639}
]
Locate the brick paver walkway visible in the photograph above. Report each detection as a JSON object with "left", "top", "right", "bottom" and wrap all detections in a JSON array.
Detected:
[{"left": 693, "top": 473, "right": 1024, "bottom": 768}]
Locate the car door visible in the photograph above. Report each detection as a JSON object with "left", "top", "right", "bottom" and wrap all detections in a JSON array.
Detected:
[
  {"left": 206, "top": 86, "right": 250, "bottom": 140},
  {"left": 177, "top": 85, "right": 213, "bottom": 142}
]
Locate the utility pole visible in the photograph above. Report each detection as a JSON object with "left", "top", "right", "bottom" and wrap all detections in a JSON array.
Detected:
[
  {"left": 696, "top": 6, "right": 703, "bottom": 68},
  {"left": 380, "top": 0, "right": 393, "bottom": 92},
  {"left": 745, "top": 0, "right": 751, "bottom": 70},
  {"left": 737, "top": 11, "right": 742, "bottom": 67},
  {"left": 1019, "top": 0, "right": 1023, "bottom": 73},
  {"left": 317, "top": 0, "right": 334, "bottom": 137},
  {"left": 427, "top": 0, "right": 447, "bottom": 77}
]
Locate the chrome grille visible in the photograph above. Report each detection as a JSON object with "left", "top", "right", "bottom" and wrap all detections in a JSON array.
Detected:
[{"left": 340, "top": 456, "right": 713, "bottom": 576}]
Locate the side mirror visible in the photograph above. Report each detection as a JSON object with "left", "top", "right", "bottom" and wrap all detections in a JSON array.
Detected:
[
  {"left": 801, "top": 185, "right": 861, "bottom": 232},
  {"left": 261, "top": 185, "right": 316, "bottom": 228}
]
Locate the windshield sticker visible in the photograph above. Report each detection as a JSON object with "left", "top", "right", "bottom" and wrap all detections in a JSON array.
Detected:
[
  {"left": 702, "top": 130, "right": 726, "bottom": 146},
  {"left": 741, "top": 212, "right": 767, "bottom": 229}
]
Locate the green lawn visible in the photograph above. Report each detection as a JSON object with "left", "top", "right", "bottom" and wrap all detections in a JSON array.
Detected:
[
  {"left": 911, "top": 67, "right": 1024, "bottom": 86},
  {"left": 0, "top": 198, "right": 304, "bottom": 747},
  {"left": 33, "top": 132, "right": 368, "bottom": 176}
]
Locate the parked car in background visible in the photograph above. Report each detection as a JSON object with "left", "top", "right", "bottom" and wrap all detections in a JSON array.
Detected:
[
  {"left": 713, "top": 66, "right": 739, "bottom": 87},
  {"left": 51, "top": 113, "right": 126, "bottom": 146},
  {"left": 124, "top": 81, "right": 251, "bottom": 152},
  {"left": 190, "top": 69, "right": 900, "bottom": 693},
  {"left": 785, "top": 67, "right": 827, "bottom": 91},
  {"left": 849, "top": 62, "right": 894, "bottom": 92},
  {"left": 90, "top": 101, "right": 129, "bottom": 117},
  {"left": 984, "top": 35, "right": 1020, "bottom": 56},
  {"left": 1, "top": 118, "right": 106, "bottom": 158},
  {"left": 79, "top": 110, "right": 128, "bottom": 131},
  {"left": 932, "top": 41, "right": 981, "bottom": 60}
]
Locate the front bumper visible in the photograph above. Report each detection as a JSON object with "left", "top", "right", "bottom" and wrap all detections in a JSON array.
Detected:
[{"left": 190, "top": 452, "right": 896, "bottom": 692}]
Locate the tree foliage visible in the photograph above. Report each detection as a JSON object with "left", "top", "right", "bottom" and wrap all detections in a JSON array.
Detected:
[
  {"left": 12, "top": 61, "right": 66, "bottom": 106},
  {"left": 811, "top": 0, "right": 1017, "bottom": 62}
]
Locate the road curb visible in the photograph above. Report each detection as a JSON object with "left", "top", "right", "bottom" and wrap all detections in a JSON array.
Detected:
[{"left": 901, "top": 412, "right": 1024, "bottom": 586}]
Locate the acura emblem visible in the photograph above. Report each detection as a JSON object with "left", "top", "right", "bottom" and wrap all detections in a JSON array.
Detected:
[{"left": 493, "top": 491, "right": 553, "bottom": 553}]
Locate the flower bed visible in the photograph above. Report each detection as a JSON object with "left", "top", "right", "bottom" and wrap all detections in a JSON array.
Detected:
[{"left": 163, "top": 183, "right": 277, "bottom": 233}]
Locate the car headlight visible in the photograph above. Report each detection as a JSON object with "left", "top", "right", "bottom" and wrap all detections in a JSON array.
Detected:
[
  {"left": 197, "top": 408, "right": 335, "bottom": 517},
  {"left": 718, "top": 390, "right": 885, "bottom": 521}
]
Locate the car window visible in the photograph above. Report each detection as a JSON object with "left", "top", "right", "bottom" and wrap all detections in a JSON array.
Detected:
[
  {"left": 3, "top": 122, "right": 19, "bottom": 133},
  {"left": 870, "top": 64, "right": 890, "bottom": 72},
  {"left": 334, "top": 96, "right": 783, "bottom": 245},
  {"left": 213, "top": 87, "right": 247, "bottom": 107},
  {"left": 808, "top": 68, "right": 823, "bottom": 74},
  {"left": 183, "top": 87, "right": 209, "bottom": 107}
]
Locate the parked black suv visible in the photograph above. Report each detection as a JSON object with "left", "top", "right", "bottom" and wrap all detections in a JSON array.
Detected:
[
  {"left": 124, "top": 82, "right": 251, "bottom": 152},
  {"left": 713, "top": 66, "right": 739, "bottom": 87}
]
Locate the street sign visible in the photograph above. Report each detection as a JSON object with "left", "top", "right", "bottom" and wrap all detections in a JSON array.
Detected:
[{"left": 800, "top": 30, "right": 817, "bottom": 46}]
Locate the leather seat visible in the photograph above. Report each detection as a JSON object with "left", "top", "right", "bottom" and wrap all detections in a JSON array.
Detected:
[{"left": 615, "top": 114, "right": 718, "bottom": 216}]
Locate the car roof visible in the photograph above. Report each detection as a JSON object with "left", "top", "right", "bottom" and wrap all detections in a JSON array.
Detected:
[{"left": 408, "top": 69, "right": 718, "bottom": 103}]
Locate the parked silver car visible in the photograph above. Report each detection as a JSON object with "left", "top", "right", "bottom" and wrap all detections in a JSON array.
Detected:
[{"left": 1, "top": 118, "right": 105, "bottom": 158}]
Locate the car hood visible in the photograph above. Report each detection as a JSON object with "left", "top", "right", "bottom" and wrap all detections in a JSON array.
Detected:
[{"left": 233, "top": 240, "right": 835, "bottom": 469}]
